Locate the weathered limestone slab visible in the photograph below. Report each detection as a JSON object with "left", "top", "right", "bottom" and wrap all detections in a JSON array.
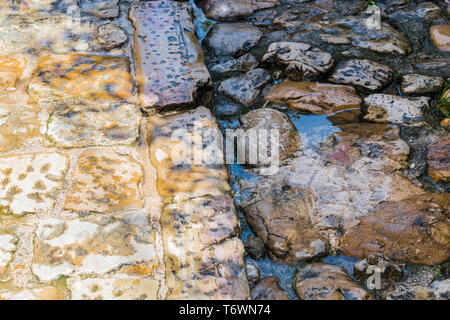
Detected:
[
  {"left": 162, "top": 196, "right": 249, "bottom": 299},
  {"left": 198, "top": 0, "right": 279, "bottom": 20},
  {"left": 0, "top": 286, "right": 65, "bottom": 300},
  {"left": 0, "top": 233, "right": 17, "bottom": 275},
  {"left": 47, "top": 103, "right": 141, "bottom": 148},
  {"left": 430, "top": 24, "right": 450, "bottom": 52},
  {"left": 265, "top": 81, "right": 362, "bottom": 114},
  {"left": 401, "top": 74, "right": 444, "bottom": 95},
  {"left": 427, "top": 136, "right": 450, "bottom": 183},
  {"left": 0, "top": 0, "right": 77, "bottom": 16},
  {"left": 130, "top": 1, "right": 211, "bottom": 109},
  {"left": 32, "top": 212, "right": 157, "bottom": 282},
  {"left": 148, "top": 107, "right": 229, "bottom": 204},
  {"left": 28, "top": 55, "right": 134, "bottom": 103},
  {"left": 341, "top": 194, "right": 450, "bottom": 265},
  {"left": 80, "top": 0, "right": 119, "bottom": 19},
  {"left": 329, "top": 59, "right": 393, "bottom": 91},
  {"left": 65, "top": 149, "right": 143, "bottom": 213},
  {"left": 262, "top": 42, "right": 333, "bottom": 81},
  {"left": 70, "top": 277, "right": 159, "bottom": 300},
  {"left": 0, "top": 153, "right": 68, "bottom": 216},
  {"left": 0, "top": 55, "right": 27, "bottom": 93},
  {"left": 363, "top": 94, "right": 430, "bottom": 123}
]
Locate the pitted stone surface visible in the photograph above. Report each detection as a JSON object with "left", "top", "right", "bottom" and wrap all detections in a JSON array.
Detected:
[
  {"left": 32, "top": 212, "right": 157, "bottom": 282},
  {"left": 28, "top": 55, "right": 134, "bottom": 103},
  {"left": 427, "top": 136, "right": 450, "bottom": 183},
  {"left": 199, "top": 0, "right": 280, "bottom": 21},
  {"left": 0, "top": 153, "right": 68, "bottom": 216},
  {"left": 47, "top": 103, "right": 141, "bottom": 148},
  {"left": 130, "top": 0, "right": 211, "bottom": 109},
  {"left": 0, "top": 233, "right": 16, "bottom": 275},
  {"left": 401, "top": 74, "right": 444, "bottom": 95},
  {"left": 262, "top": 42, "right": 333, "bottom": 81},
  {"left": 329, "top": 59, "right": 393, "bottom": 91},
  {"left": 81, "top": 0, "right": 119, "bottom": 19},
  {"left": 148, "top": 107, "right": 230, "bottom": 204},
  {"left": 65, "top": 149, "right": 143, "bottom": 213},
  {"left": 70, "top": 277, "right": 159, "bottom": 300}
]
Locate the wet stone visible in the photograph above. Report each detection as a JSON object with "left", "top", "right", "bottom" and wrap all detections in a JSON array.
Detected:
[
  {"left": 427, "top": 135, "right": 450, "bottom": 183},
  {"left": 401, "top": 74, "right": 444, "bottom": 95},
  {"left": 340, "top": 193, "right": 450, "bottom": 266},
  {"left": 70, "top": 277, "right": 159, "bottom": 300},
  {"left": 0, "top": 153, "right": 68, "bottom": 216},
  {"left": 0, "top": 55, "right": 27, "bottom": 93},
  {"left": 80, "top": 0, "right": 119, "bottom": 19},
  {"left": 130, "top": 0, "right": 211, "bottom": 109},
  {"left": 244, "top": 187, "right": 327, "bottom": 264},
  {"left": 430, "top": 24, "right": 450, "bottom": 52},
  {"left": 0, "top": 286, "right": 65, "bottom": 300},
  {"left": 363, "top": 94, "right": 430, "bottom": 124},
  {"left": 0, "top": 233, "right": 17, "bottom": 275},
  {"left": 32, "top": 212, "right": 157, "bottom": 282},
  {"left": 210, "top": 54, "right": 259, "bottom": 76},
  {"left": 204, "top": 22, "right": 263, "bottom": 57},
  {"left": 293, "top": 262, "right": 374, "bottom": 300},
  {"left": 65, "top": 149, "right": 143, "bottom": 213},
  {"left": 47, "top": 103, "right": 141, "bottom": 148},
  {"left": 162, "top": 196, "right": 250, "bottom": 299},
  {"left": 96, "top": 24, "right": 128, "bottom": 51},
  {"left": 251, "top": 276, "right": 289, "bottom": 300},
  {"left": 198, "top": 0, "right": 280, "bottom": 21},
  {"left": 219, "top": 68, "right": 272, "bottom": 107},
  {"left": 246, "top": 264, "right": 260, "bottom": 285},
  {"left": 28, "top": 55, "right": 134, "bottom": 103},
  {"left": 265, "top": 81, "right": 362, "bottom": 115},
  {"left": 245, "top": 235, "right": 266, "bottom": 260},
  {"left": 329, "top": 59, "right": 393, "bottom": 91},
  {"left": 262, "top": 42, "right": 333, "bottom": 81},
  {"left": 148, "top": 107, "right": 230, "bottom": 203}
]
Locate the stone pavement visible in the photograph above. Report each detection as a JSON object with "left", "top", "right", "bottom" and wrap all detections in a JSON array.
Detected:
[{"left": 0, "top": 0, "right": 249, "bottom": 300}]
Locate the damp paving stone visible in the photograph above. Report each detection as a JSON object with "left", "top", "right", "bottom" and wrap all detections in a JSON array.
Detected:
[
  {"left": 65, "top": 149, "right": 143, "bottom": 213},
  {"left": 427, "top": 135, "right": 450, "bottom": 183},
  {"left": 401, "top": 74, "right": 444, "bottom": 95},
  {"left": 47, "top": 103, "right": 141, "bottom": 148},
  {"left": 28, "top": 55, "right": 134, "bottom": 103},
  {"left": 69, "top": 277, "right": 160, "bottom": 300},
  {"left": 130, "top": 0, "right": 211, "bottom": 109},
  {"left": 0, "top": 153, "right": 68, "bottom": 216},
  {"left": 80, "top": 0, "right": 119, "bottom": 19},
  {"left": 198, "top": 0, "right": 280, "bottom": 21},
  {"left": 32, "top": 212, "right": 157, "bottom": 282},
  {"left": 148, "top": 107, "right": 230, "bottom": 204}
]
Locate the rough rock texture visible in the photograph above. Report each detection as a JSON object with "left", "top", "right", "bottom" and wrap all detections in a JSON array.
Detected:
[
  {"left": 210, "top": 54, "right": 259, "bottom": 75},
  {"left": 199, "top": 0, "right": 280, "bottom": 20},
  {"left": 65, "top": 149, "right": 143, "bottom": 213},
  {"left": 240, "top": 108, "right": 302, "bottom": 166},
  {"left": 244, "top": 187, "right": 327, "bottom": 264},
  {"left": 28, "top": 55, "right": 134, "bottom": 103},
  {"left": 0, "top": 55, "right": 26, "bottom": 93},
  {"left": 265, "top": 81, "right": 362, "bottom": 114},
  {"left": 219, "top": 68, "right": 272, "bottom": 107},
  {"left": 430, "top": 24, "right": 450, "bottom": 52},
  {"left": 364, "top": 94, "right": 430, "bottom": 123},
  {"left": 0, "top": 286, "right": 65, "bottom": 300},
  {"left": 80, "top": 0, "right": 119, "bottom": 19},
  {"left": 32, "top": 212, "right": 157, "bottom": 282},
  {"left": 204, "top": 22, "right": 263, "bottom": 57},
  {"left": 341, "top": 194, "right": 450, "bottom": 265},
  {"left": 427, "top": 136, "right": 450, "bottom": 182},
  {"left": 245, "top": 235, "right": 266, "bottom": 260},
  {"left": 262, "top": 42, "right": 333, "bottom": 81},
  {"left": 0, "top": 153, "right": 68, "bottom": 216},
  {"left": 96, "top": 24, "right": 128, "bottom": 51},
  {"left": 130, "top": 1, "right": 211, "bottom": 109},
  {"left": 401, "top": 74, "right": 444, "bottom": 95},
  {"left": 47, "top": 103, "right": 141, "bottom": 148},
  {"left": 293, "top": 263, "right": 374, "bottom": 300},
  {"left": 329, "top": 59, "right": 393, "bottom": 91},
  {"left": 0, "top": 233, "right": 16, "bottom": 275},
  {"left": 251, "top": 276, "right": 289, "bottom": 300}
]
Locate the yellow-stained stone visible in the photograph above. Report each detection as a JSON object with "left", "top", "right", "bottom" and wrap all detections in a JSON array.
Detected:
[
  {"left": 0, "top": 233, "right": 17, "bottom": 275},
  {"left": 65, "top": 149, "right": 143, "bottom": 213},
  {"left": 0, "top": 153, "right": 68, "bottom": 216},
  {"left": 148, "top": 107, "right": 229, "bottom": 203},
  {"left": 0, "top": 55, "right": 26, "bottom": 93},
  {"left": 28, "top": 55, "right": 134, "bottom": 103},
  {"left": 32, "top": 212, "right": 157, "bottom": 282},
  {"left": 163, "top": 196, "right": 249, "bottom": 299},
  {"left": 0, "top": 286, "right": 65, "bottom": 300},
  {"left": 70, "top": 277, "right": 159, "bottom": 300},
  {"left": 47, "top": 103, "right": 141, "bottom": 148}
]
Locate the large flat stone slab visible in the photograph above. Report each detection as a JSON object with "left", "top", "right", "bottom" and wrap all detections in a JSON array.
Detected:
[
  {"left": 130, "top": 1, "right": 211, "bottom": 109},
  {"left": 28, "top": 55, "right": 134, "bottom": 103},
  {"left": 0, "top": 286, "right": 65, "bottom": 300},
  {"left": 32, "top": 212, "right": 157, "bottom": 282},
  {"left": 198, "top": 0, "right": 279, "bottom": 20},
  {"left": 65, "top": 149, "right": 143, "bottom": 213},
  {"left": 0, "top": 153, "right": 68, "bottom": 216}
]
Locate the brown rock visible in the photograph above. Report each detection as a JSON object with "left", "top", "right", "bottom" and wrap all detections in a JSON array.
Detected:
[
  {"left": 427, "top": 136, "right": 450, "bottom": 182},
  {"left": 96, "top": 24, "right": 127, "bottom": 50},
  {"left": 199, "top": 0, "right": 279, "bottom": 21},
  {"left": 265, "top": 81, "right": 362, "bottom": 115},
  {"left": 244, "top": 187, "right": 327, "bottom": 264},
  {"left": 401, "top": 74, "right": 444, "bottom": 95},
  {"left": 130, "top": 1, "right": 211, "bottom": 109},
  {"left": 430, "top": 25, "right": 450, "bottom": 52},
  {"left": 340, "top": 194, "right": 450, "bottom": 265},
  {"left": 293, "top": 262, "right": 374, "bottom": 300},
  {"left": 245, "top": 235, "right": 266, "bottom": 260},
  {"left": 251, "top": 276, "right": 289, "bottom": 300}
]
